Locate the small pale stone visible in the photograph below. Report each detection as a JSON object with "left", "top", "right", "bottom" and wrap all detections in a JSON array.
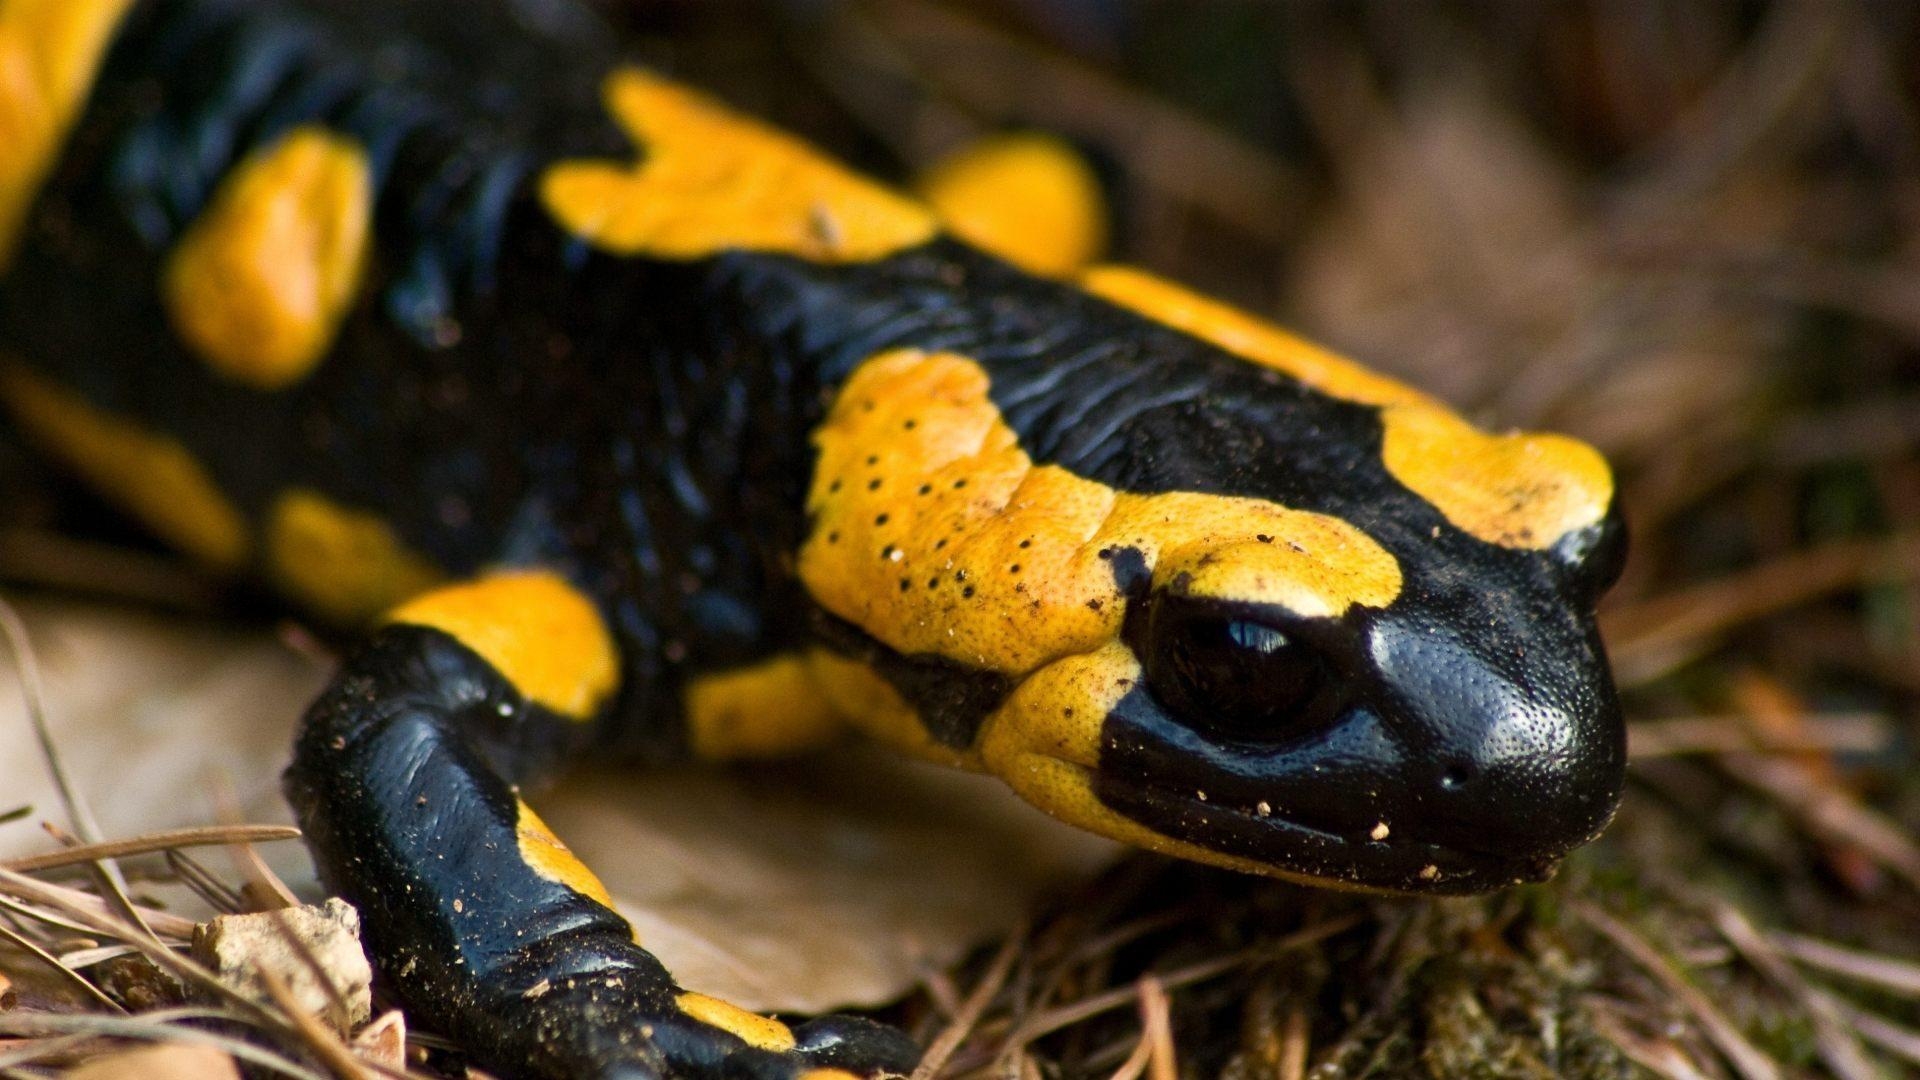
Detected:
[
  {"left": 69, "top": 1044, "right": 241, "bottom": 1080},
  {"left": 191, "top": 897, "right": 372, "bottom": 1026},
  {"left": 1370, "top": 822, "right": 1391, "bottom": 841}
]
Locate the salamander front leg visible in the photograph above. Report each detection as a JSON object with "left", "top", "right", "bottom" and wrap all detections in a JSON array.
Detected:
[{"left": 282, "top": 572, "right": 919, "bottom": 1080}]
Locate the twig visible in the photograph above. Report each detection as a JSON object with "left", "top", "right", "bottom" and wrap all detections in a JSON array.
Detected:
[
  {"left": 1627, "top": 713, "right": 1890, "bottom": 758},
  {"left": 0, "top": 875, "right": 197, "bottom": 939},
  {"left": 913, "top": 929, "right": 1024, "bottom": 1080},
  {"left": 258, "top": 969, "right": 372, "bottom": 1080},
  {"left": 1136, "top": 976, "right": 1174, "bottom": 1080},
  {"left": 1707, "top": 902, "right": 1876, "bottom": 1080},
  {"left": 1601, "top": 534, "right": 1920, "bottom": 684},
  {"left": 0, "top": 913, "right": 125, "bottom": 1014},
  {"left": 1772, "top": 932, "right": 1920, "bottom": 997},
  {"left": 2, "top": 825, "right": 301, "bottom": 874},
  {"left": 1573, "top": 900, "right": 1781, "bottom": 1080},
  {"left": 1723, "top": 752, "right": 1920, "bottom": 892},
  {"left": 1008, "top": 914, "right": 1361, "bottom": 1046},
  {"left": 0, "top": 1009, "right": 328, "bottom": 1080}
]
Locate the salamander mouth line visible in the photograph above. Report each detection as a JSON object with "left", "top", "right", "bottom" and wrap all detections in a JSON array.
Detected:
[{"left": 1020, "top": 752, "right": 1551, "bottom": 876}]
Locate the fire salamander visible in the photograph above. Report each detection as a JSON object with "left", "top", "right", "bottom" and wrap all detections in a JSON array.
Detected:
[{"left": 0, "top": 2, "right": 1629, "bottom": 1078}]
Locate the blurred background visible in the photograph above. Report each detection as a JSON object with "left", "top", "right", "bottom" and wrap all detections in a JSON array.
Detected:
[{"left": 7, "top": 2, "right": 1920, "bottom": 1077}]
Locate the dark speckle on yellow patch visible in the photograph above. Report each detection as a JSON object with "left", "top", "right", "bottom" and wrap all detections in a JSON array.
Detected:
[{"left": 799, "top": 348, "right": 1401, "bottom": 677}]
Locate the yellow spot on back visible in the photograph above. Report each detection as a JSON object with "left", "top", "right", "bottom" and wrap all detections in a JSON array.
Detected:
[
  {"left": 163, "top": 127, "right": 372, "bottom": 390},
  {"left": 515, "top": 799, "right": 618, "bottom": 911},
  {"left": 385, "top": 571, "right": 619, "bottom": 720},
  {"left": 684, "top": 654, "right": 846, "bottom": 760},
  {"left": 265, "top": 490, "right": 443, "bottom": 626},
  {"left": 799, "top": 349, "right": 1400, "bottom": 677},
  {"left": 541, "top": 68, "right": 937, "bottom": 263},
  {"left": 0, "top": 362, "right": 249, "bottom": 569},
  {"left": 1081, "top": 264, "right": 1615, "bottom": 549},
  {"left": 675, "top": 992, "right": 795, "bottom": 1052},
  {"left": 916, "top": 132, "right": 1106, "bottom": 276},
  {"left": 0, "top": 0, "right": 134, "bottom": 271}
]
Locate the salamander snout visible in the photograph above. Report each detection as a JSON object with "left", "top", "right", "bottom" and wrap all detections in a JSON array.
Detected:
[{"left": 1079, "top": 581, "right": 1625, "bottom": 894}]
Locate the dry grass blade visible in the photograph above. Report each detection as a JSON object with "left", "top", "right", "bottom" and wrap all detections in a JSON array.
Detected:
[
  {"left": 1723, "top": 753, "right": 1920, "bottom": 891},
  {"left": 1573, "top": 900, "right": 1781, "bottom": 1080},
  {"left": 1135, "top": 976, "right": 1174, "bottom": 1080},
  {"left": 0, "top": 914, "right": 125, "bottom": 1014},
  {"left": 911, "top": 928, "right": 1023, "bottom": 1080},
  {"left": 0, "top": 595, "right": 161, "bottom": 950},
  {"left": 0, "top": 1009, "right": 328, "bottom": 1080},
  {"left": 1772, "top": 932, "right": 1920, "bottom": 997},
  {"left": 1707, "top": 902, "right": 1876, "bottom": 1080},
  {"left": 861, "top": 0, "right": 1303, "bottom": 241},
  {"left": 1627, "top": 714, "right": 1891, "bottom": 758},
  {"left": 0, "top": 871, "right": 198, "bottom": 939},
  {"left": 1586, "top": 1003, "right": 1715, "bottom": 1080},
  {"left": 2, "top": 825, "right": 302, "bottom": 874},
  {"left": 1601, "top": 534, "right": 1920, "bottom": 684},
  {"left": 1825, "top": 999, "right": 1920, "bottom": 1068},
  {"left": 256, "top": 969, "right": 372, "bottom": 1080},
  {"left": 1008, "top": 914, "right": 1361, "bottom": 1046}
]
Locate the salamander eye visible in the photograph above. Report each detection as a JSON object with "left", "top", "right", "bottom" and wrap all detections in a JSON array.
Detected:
[{"left": 1142, "top": 596, "right": 1332, "bottom": 740}]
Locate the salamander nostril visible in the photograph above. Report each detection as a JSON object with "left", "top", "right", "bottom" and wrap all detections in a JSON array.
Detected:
[{"left": 1439, "top": 765, "right": 1473, "bottom": 791}]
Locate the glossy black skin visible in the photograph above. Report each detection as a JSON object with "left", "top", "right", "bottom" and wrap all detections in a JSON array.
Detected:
[
  {"left": 1, "top": 0, "right": 1627, "bottom": 1075},
  {"left": 286, "top": 625, "right": 917, "bottom": 1079}
]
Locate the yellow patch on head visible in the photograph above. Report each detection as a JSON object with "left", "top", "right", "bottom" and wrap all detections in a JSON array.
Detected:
[
  {"left": 684, "top": 654, "right": 846, "bottom": 761},
  {"left": 976, "top": 643, "right": 1359, "bottom": 884},
  {"left": 265, "top": 489, "right": 443, "bottom": 626},
  {"left": 0, "top": 362, "right": 249, "bottom": 569},
  {"left": 805, "top": 649, "right": 977, "bottom": 769},
  {"left": 384, "top": 570, "right": 619, "bottom": 720},
  {"left": 799, "top": 349, "right": 1400, "bottom": 677},
  {"left": 916, "top": 132, "right": 1106, "bottom": 276},
  {"left": 541, "top": 67, "right": 937, "bottom": 263},
  {"left": 163, "top": 127, "right": 372, "bottom": 390},
  {"left": 675, "top": 992, "right": 795, "bottom": 1053},
  {"left": 515, "top": 799, "right": 618, "bottom": 911},
  {"left": 1081, "top": 264, "right": 1615, "bottom": 550},
  {"left": 0, "top": 0, "right": 135, "bottom": 271}
]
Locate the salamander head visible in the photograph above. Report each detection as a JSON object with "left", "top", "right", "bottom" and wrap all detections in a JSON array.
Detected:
[
  {"left": 968, "top": 479, "right": 1627, "bottom": 894},
  {"left": 800, "top": 266, "right": 1628, "bottom": 894}
]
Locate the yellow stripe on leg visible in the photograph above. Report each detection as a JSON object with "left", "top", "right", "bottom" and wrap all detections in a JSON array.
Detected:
[
  {"left": 514, "top": 799, "right": 618, "bottom": 912},
  {"left": 384, "top": 571, "right": 620, "bottom": 720},
  {"left": 675, "top": 992, "right": 796, "bottom": 1053}
]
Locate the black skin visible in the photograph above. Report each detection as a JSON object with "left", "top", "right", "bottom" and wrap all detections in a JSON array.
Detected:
[{"left": 1, "top": 0, "right": 1628, "bottom": 1076}]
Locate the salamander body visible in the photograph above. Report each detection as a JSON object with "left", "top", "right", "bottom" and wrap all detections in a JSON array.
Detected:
[{"left": 0, "top": 2, "right": 1628, "bottom": 1077}]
